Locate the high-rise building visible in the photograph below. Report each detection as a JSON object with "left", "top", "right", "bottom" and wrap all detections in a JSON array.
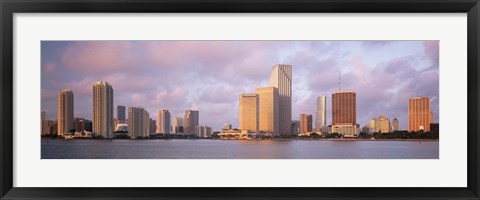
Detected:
[
  {"left": 300, "top": 114, "right": 313, "bottom": 134},
  {"left": 408, "top": 97, "right": 431, "bottom": 132},
  {"left": 371, "top": 115, "right": 391, "bottom": 133},
  {"left": 184, "top": 110, "right": 199, "bottom": 135},
  {"left": 195, "top": 125, "right": 212, "bottom": 138},
  {"left": 172, "top": 117, "right": 184, "bottom": 133},
  {"left": 238, "top": 93, "right": 259, "bottom": 133},
  {"left": 291, "top": 120, "right": 300, "bottom": 134},
  {"left": 57, "top": 90, "right": 74, "bottom": 135},
  {"left": 223, "top": 123, "right": 232, "bottom": 130},
  {"left": 268, "top": 64, "right": 292, "bottom": 135},
  {"left": 74, "top": 118, "right": 92, "bottom": 132},
  {"left": 331, "top": 91, "right": 357, "bottom": 137},
  {"left": 157, "top": 109, "right": 171, "bottom": 134},
  {"left": 127, "top": 106, "right": 150, "bottom": 138},
  {"left": 92, "top": 81, "right": 114, "bottom": 138},
  {"left": 149, "top": 119, "right": 156, "bottom": 134},
  {"left": 41, "top": 111, "right": 49, "bottom": 135},
  {"left": 315, "top": 96, "right": 326, "bottom": 130},
  {"left": 392, "top": 117, "right": 399, "bottom": 131},
  {"left": 117, "top": 105, "right": 126, "bottom": 122},
  {"left": 256, "top": 87, "right": 279, "bottom": 135}
]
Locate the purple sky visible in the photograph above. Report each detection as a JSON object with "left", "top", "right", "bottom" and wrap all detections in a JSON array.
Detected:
[{"left": 41, "top": 41, "right": 439, "bottom": 131}]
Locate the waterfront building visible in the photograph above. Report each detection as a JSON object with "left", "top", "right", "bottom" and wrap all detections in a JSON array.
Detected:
[
  {"left": 238, "top": 93, "right": 259, "bottom": 133},
  {"left": 74, "top": 118, "right": 92, "bottom": 132},
  {"left": 195, "top": 125, "right": 212, "bottom": 138},
  {"left": 117, "top": 105, "right": 126, "bottom": 123},
  {"left": 291, "top": 120, "right": 300, "bottom": 134},
  {"left": 57, "top": 90, "right": 74, "bottom": 135},
  {"left": 371, "top": 115, "right": 391, "bottom": 133},
  {"left": 115, "top": 123, "right": 128, "bottom": 132},
  {"left": 184, "top": 110, "right": 199, "bottom": 135},
  {"left": 408, "top": 97, "right": 431, "bottom": 132},
  {"left": 300, "top": 114, "right": 313, "bottom": 134},
  {"left": 127, "top": 106, "right": 150, "bottom": 138},
  {"left": 256, "top": 86, "right": 279, "bottom": 135},
  {"left": 331, "top": 90, "right": 357, "bottom": 137},
  {"left": 157, "top": 109, "right": 171, "bottom": 134},
  {"left": 315, "top": 96, "right": 326, "bottom": 130},
  {"left": 268, "top": 64, "right": 292, "bottom": 135},
  {"left": 172, "top": 117, "right": 184, "bottom": 133},
  {"left": 92, "top": 81, "right": 114, "bottom": 138},
  {"left": 219, "top": 129, "right": 248, "bottom": 139},
  {"left": 392, "top": 117, "right": 399, "bottom": 131},
  {"left": 430, "top": 123, "right": 439, "bottom": 133},
  {"left": 150, "top": 119, "right": 156, "bottom": 134}
]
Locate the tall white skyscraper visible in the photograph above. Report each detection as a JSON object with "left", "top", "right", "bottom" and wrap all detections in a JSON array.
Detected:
[
  {"left": 127, "top": 106, "right": 150, "bottom": 138},
  {"left": 184, "top": 110, "right": 199, "bottom": 135},
  {"left": 92, "top": 81, "right": 114, "bottom": 138},
  {"left": 156, "top": 109, "right": 171, "bottom": 134},
  {"left": 315, "top": 96, "right": 326, "bottom": 129},
  {"left": 268, "top": 64, "right": 292, "bottom": 135},
  {"left": 57, "top": 90, "right": 74, "bottom": 135}
]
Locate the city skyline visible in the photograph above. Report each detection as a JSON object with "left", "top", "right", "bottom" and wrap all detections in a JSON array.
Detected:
[{"left": 41, "top": 41, "right": 439, "bottom": 130}]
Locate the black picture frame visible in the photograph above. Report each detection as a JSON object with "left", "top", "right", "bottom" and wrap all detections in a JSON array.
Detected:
[{"left": 1, "top": 0, "right": 479, "bottom": 199}]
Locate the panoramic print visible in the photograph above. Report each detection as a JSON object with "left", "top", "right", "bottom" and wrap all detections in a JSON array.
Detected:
[{"left": 41, "top": 41, "right": 439, "bottom": 159}]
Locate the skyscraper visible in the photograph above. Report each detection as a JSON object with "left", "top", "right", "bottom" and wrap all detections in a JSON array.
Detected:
[
  {"left": 117, "top": 105, "right": 126, "bottom": 122},
  {"left": 184, "top": 110, "right": 199, "bottom": 135},
  {"left": 392, "top": 117, "right": 399, "bottom": 131},
  {"left": 92, "top": 81, "right": 114, "bottom": 138},
  {"left": 300, "top": 114, "right": 313, "bottom": 134},
  {"left": 57, "top": 90, "right": 74, "bottom": 135},
  {"left": 332, "top": 91, "right": 357, "bottom": 137},
  {"left": 172, "top": 117, "right": 184, "bottom": 133},
  {"left": 408, "top": 97, "right": 431, "bottom": 132},
  {"left": 157, "top": 109, "right": 171, "bottom": 134},
  {"left": 127, "top": 106, "right": 150, "bottom": 138},
  {"left": 256, "top": 87, "right": 279, "bottom": 135},
  {"left": 195, "top": 125, "right": 212, "bottom": 138},
  {"left": 149, "top": 119, "right": 156, "bottom": 134},
  {"left": 315, "top": 96, "right": 326, "bottom": 129},
  {"left": 371, "top": 115, "right": 391, "bottom": 133},
  {"left": 268, "top": 64, "right": 292, "bottom": 135},
  {"left": 238, "top": 93, "right": 259, "bottom": 133}
]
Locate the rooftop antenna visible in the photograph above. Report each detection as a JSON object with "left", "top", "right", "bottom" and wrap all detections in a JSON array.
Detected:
[{"left": 338, "top": 70, "right": 341, "bottom": 91}]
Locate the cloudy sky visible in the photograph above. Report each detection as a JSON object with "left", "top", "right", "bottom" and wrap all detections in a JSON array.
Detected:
[{"left": 41, "top": 40, "right": 439, "bottom": 130}]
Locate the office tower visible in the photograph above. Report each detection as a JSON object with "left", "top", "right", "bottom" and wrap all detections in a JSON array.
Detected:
[
  {"left": 195, "top": 125, "right": 212, "bottom": 138},
  {"left": 331, "top": 90, "right": 357, "bottom": 137},
  {"left": 408, "top": 97, "right": 431, "bottom": 132},
  {"left": 371, "top": 115, "right": 391, "bottom": 133},
  {"left": 149, "top": 119, "right": 156, "bottom": 134},
  {"left": 392, "top": 117, "right": 399, "bottom": 131},
  {"left": 57, "top": 90, "right": 74, "bottom": 135},
  {"left": 300, "top": 114, "right": 313, "bottom": 134},
  {"left": 268, "top": 64, "right": 292, "bottom": 135},
  {"left": 315, "top": 96, "right": 326, "bottom": 129},
  {"left": 74, "top": 118, "right": 92, "bottom": 132},
  {"left": 184, "top": 110, "right": 199, "bottom": 135},
  {"left": 117, "top": 105, "right": 126, "bottom": 122},
  {"left": 41, "top": 111, "right": 48, "bottom": 135},
  {"left": 256, "top": 87, "right": 279, "bottom": 135},
  {"left": 157, "top": 109, "right": 171, "bottom": 134},
  {"left": 238, "top": 93, "right": 259, "bottom": 133},
  {"left": 172, "top": 117, "right": 184, "bottom": 133},
  {"left": 223, "top": 123, "right": 232, "bottom": 130},
  {"left": 291, "top": 120, "right": 300, "bottom": 134},
  {"left": 92, "top": 81, "right": 114, "bottom": 138},
  {"left": 127, "top": 106, "right": 150, "bottom": 138}
]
